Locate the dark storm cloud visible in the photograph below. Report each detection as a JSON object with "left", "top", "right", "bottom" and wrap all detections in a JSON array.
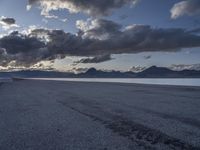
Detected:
[
  {"left": 1, "top": 17, "right": 15, "bottom": 25},
  {"left": 1, "top": 19, "right": 200, "bottom": 67},
  {"left": 171, "top": 0, "right": 200, "bottom": 19},
  {"left": 0, "top": 31, "right": 47, "bottom": 66},
  {"left": 27, "top": 0, "right": 139, "bottom": 17},
  {"left": 0, "top": 17, "right": 19, "bottom": 30},
  {"left": 0, "top": 31, "right": 45, "bottom": 54},
  {"left": 0, "top": 16, "right": 19, "bottom": 30},
  {"left": 75, "top": 55, "right": 112, "bottom": 64}
]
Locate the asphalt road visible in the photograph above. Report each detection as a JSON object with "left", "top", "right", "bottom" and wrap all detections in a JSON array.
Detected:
[{"left": 0, "top": 79, "right": 200, "bottom": 150}]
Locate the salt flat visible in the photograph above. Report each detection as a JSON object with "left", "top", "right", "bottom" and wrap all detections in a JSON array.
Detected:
[
  {"left": 0, "top": 79, "right": 200, "bottom": 150},
  {"left": 0, "top": 78, "right": 12, "bottom": 83}
]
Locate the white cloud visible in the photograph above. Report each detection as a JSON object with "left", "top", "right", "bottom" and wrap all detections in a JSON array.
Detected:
[
  {"left": 0, "top": 16, "right": 19, "bottom": 30},
  {"left": 170, "top": 64, "right": 200, "bottom": 71},
  {"left": 28, "top": 0, "right": 139, "bottom": 17},
  {"left": 171, "top": 0, "right": 200, "bottom": 19}
]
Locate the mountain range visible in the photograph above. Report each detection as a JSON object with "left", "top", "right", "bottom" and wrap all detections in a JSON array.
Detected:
[{"left": 1, "top": 66, "right": 200, "bottom": 78}]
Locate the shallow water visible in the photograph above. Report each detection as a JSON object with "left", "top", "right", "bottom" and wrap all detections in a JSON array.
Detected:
[{"left": 28, "top": 78, "right": 200, "bottom": 86}]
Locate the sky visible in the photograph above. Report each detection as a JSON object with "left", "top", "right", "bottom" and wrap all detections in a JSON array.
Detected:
[{"left": 0, "top": 0, "right": 200, "bottom": 72}]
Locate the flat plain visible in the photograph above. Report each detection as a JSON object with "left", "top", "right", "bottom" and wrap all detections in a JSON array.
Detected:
[{"left": 0, "top": 79, "right": 200, "bottom": 150}]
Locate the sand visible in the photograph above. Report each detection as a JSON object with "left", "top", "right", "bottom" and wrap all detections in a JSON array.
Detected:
[{"left": 0, "top": 79, "right": 200, "bottom": 150}]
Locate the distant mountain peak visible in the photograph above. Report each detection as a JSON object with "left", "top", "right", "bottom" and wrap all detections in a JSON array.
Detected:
[
  {"left": 1, "top": 66, "right": 200, "bottom": 78},
  {"left": 86, "top": 68, "right": 98, "bottom": 74},
  {"left": 144, "top": 66, "right": 172, "bottom": 72}
]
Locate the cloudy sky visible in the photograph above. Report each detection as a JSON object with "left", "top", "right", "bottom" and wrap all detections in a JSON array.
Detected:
[{"left": 0, "top": 0, "right": 200, "bottom": 72}]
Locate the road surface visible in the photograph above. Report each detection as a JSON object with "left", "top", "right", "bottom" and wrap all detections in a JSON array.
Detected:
[{"left": 0, "top": 79, "right": 200, "bottom": 150}]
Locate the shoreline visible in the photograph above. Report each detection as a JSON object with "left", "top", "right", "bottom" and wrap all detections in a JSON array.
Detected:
[
  {"left": 1, "top": 77, "right": 200, "bottom": 87},
  {"left": 26, "top": 77, "right": 200, "bottom": 87}
]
